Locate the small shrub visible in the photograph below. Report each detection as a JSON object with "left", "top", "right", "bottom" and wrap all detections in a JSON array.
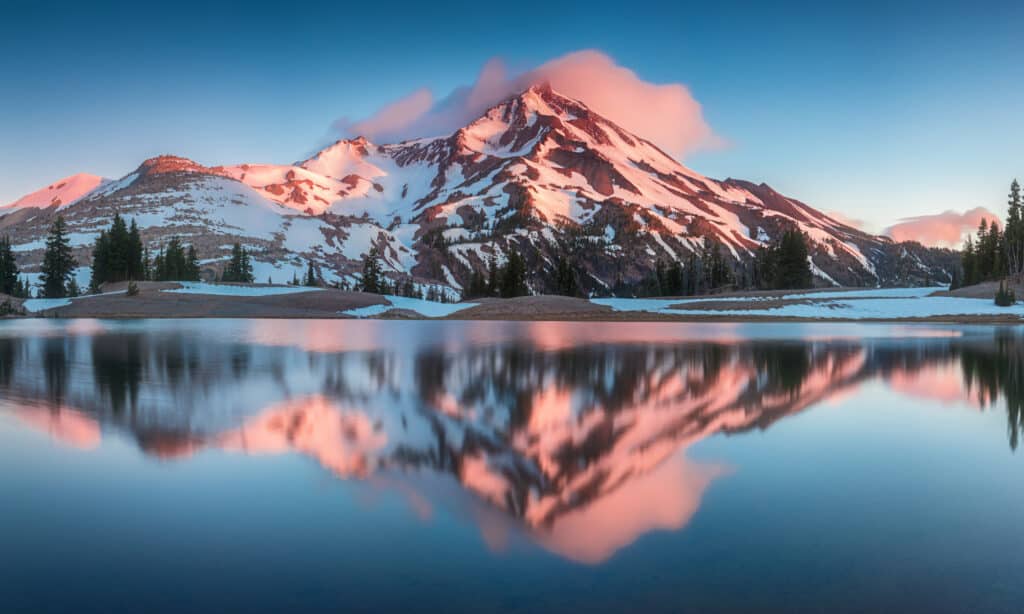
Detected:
[
  {"left": 127, "top": 280, "right": 140, "bottom": 296},
  {"left": 995, "top": 281, "right": 1016, "bottom": 307},
  {"left": 0, "top": 299, "right": 25, "bottom": 316}
]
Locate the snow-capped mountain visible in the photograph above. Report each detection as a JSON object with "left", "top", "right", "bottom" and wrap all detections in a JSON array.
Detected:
[
  {"left": 0, "top": 85, "right": 956, "bottom": 292},
  {"left": 5, "top": 173, "right": 109, "bottom": 210}
]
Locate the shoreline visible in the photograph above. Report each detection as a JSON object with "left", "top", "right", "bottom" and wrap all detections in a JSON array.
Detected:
[{"left": 3, "top": 281, "right": 1023, "bottom": 325}]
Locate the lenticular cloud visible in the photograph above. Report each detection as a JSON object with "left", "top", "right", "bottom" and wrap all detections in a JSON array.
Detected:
[{"left": 333, "top": 50, "right": 719, "bottom": 160}]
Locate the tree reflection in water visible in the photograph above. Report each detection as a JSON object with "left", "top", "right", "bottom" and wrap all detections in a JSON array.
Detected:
[{"left": 2, "top": 323, "right": 1023, "bottom": 562}]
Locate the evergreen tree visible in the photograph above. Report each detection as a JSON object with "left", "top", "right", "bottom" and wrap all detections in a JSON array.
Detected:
[
  {"left": 464, "top": 268, "right": 489, "bottom": 299},
  {"left": 962, "top": 236, "right": 978, "bottom": 286},
  {"left": 1006, "top": 179, "right": 1023, "bottom": 276},
  {"left": 360, "top": 247, "right": 384, "bottom": 294},
  {"left": 39, "top": 215, "right": 77, "bottom": 298},
  {"left": 221, "top": 243, "right": 253, "bottom": 283},
  {"left": 774, "top": 229, "right": 813, "bottom": 289},
  {"left": 996, "top": 280, "right": 1017, "bottom": 306},
  {"left": 551, "top": 252, "right": 580, "bottom": 297},
  {"left": 0, "top": 236, "right": 21, "bottom": 296},
  {"left": 127, "top": 219, "right": 145, "bottom": 281},
  {"left": 486, "top": 253, "right": 500, "bottom": 296},
  {"left": 304, "top": 260, "right": 318, "bottom": 287},
  {"left": 948, "top": 266, "right": 963, "bottom": 291},
  {"left": 89, "top": 214, "right": 147, "bottom": 290},
  {"left": 499, "top": 249, "right": 528, "bottom": 298},
  {"left": 186, "top": 246, "right": 200, "bottom": 281},
  {"left": 89, "top": 230, "right": 110, "bottom": 292}
]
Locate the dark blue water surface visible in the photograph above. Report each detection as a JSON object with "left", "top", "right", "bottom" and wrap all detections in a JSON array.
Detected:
[{"left": 1, "top": 320, "right": 1023, "bottom": 613}]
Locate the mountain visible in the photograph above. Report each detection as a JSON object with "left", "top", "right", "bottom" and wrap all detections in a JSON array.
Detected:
[
  {"left": 5, "top": 173, "right": 109, "bottom": 210},
  {"left": 0, "top": 85, "right": 957, "bottom": 293}
]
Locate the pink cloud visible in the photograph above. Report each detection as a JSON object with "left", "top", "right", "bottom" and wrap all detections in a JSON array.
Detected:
[
  {"left": 333, "top": 50, "right": 719, "bottom": 159},
  {"left": 883, "top": 207, "right": 999, "bottom": 248},
  {"left": 332, "top": 88, "right": 432, "bottom": 141}
]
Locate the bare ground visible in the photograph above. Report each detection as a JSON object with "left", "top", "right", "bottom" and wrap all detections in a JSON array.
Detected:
[
  {"left": 10, "top": 284, "right": 1024, "bottom": 324},
  {"left": 28, "top": 282, "right": 387, "bottom": 319}
]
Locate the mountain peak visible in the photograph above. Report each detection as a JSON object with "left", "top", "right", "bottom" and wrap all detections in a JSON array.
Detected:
[
  {"left": 3, "top": 172, "right": 108, "bottom": 210},
  {"left": 136, "top": 155, "right": 213, "bottom": 177}
]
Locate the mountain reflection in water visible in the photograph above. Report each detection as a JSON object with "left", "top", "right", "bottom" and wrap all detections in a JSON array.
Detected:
[{"left": 1, "top": 321, "right": 1021, "bottom": 564}]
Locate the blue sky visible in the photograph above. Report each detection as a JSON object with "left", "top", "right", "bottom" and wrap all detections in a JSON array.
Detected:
[{"left": 1, "top": 0, "right": 1021, "bottom": 231}]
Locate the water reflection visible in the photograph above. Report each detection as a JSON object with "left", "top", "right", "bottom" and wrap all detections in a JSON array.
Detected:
[{"left": 1, "top": 321, "right": 1021, "bottom": 563}]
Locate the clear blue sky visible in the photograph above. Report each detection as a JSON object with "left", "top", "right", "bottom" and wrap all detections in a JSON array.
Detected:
[{"left": 2, "top": 0, "right": 1021, "bottom": 229}]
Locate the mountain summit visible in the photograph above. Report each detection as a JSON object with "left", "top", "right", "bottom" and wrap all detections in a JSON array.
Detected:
[{"left": 0, "top": 86, "right": 955, "bottom": 293}]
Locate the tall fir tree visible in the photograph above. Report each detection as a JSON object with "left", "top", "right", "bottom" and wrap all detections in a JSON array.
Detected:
[
  {"left": 221, "top": 243, "right": 253, "bottom": 283},
  {"left": 551, "top": 251, "right": 580, "bottom": 297},
  {"left": 1005, "top": 180, "right": 1023, "bottom": 276},
  {"left": 499, "top": 249, "right": 529, "bottom": 298},
  {"left": 90, "top": 214, "right": 147, "bottom": 290},
  {"left": 39, "top": 215, "right": 78, "bottom": 298},
  {"left": 359, "top": 247, "right": 384, "bottom": 294},
  {"left": 304, "top": 260, "right": 318, "bottom": 287},
  {"left": 774, "top": 229, "right": 813, "bottom": 289},
  {"left": 0, "top": 236, "right": 22, "bottom": 296}
]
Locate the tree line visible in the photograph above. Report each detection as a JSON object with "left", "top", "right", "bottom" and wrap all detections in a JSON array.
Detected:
[
  {"left": 7, "top": 214, "right": 816, "bottom": 302},
  {"left": 357, "top": 246, "right": 453, "bottom": 302},
  {"left": 631, "top": 230, "right": 812, "bottom": 297},
  {"left": 954, "top": 180, "right": 1024, "bottom": 289}
]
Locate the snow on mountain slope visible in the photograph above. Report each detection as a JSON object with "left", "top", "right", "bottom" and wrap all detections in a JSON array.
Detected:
[
  {"left": 0, "top": 86, "right": 956, "bottom": 293},
  {"left": 3, "top": 173, "right": 108, "bottom": 210},
  {"left": 0, "top": 155, "right": 415, "bottom": 289}
]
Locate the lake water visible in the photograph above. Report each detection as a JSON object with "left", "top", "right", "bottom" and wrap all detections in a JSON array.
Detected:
[{"left": 1, "top": 319, "right": 1023, "bottom": 613}]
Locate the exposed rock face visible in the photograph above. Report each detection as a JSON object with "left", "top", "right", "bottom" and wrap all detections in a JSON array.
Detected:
[{"left": 0, "top": 85, "right": 957, "bottom": 292}]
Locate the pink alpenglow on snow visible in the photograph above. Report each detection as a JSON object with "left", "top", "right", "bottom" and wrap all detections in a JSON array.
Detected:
[
  {"left": 884, "top": 206, "right": 999, "bottom": 248},
  {"left": 3, "top": 173, "right": 107, "bottom": 210},
  {"left": 335, "top": 50, "right": 719, "bottom": 159}
]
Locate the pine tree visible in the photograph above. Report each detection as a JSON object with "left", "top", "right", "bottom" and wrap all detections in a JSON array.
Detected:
[
  {"left": 39, "top": 215, "right": 77, "bottom": 298},
  {"left": 499, "top": 249, "right": 528, "bottom": 298},
  {"left": 90, "top": 215, "right": 147, "bottom": 290},
  {"left": 486, "top": 253, "right": 500, "bottom": 296},
  {"left": 222, "top": 243, "right": 253, "bottom": 283},
  {"left": 186, "top": 246, "right": 200, "bottom": 281},
  {"left": 551, "top": 252, "right": 580, "bottom": 297},
  {"left": 464, "top": 268, "right": 489, "bottom": 299},
  {"left": 948, "top": 266, "right": 963, "bottom": 291},
  {"left": 996, "top": 280, "right": 1017, "bottom": 306},
  {"left": 774, "top": 229, "right": 813, "bottom": 289},
  {"left": 1006, "top": 180, "right": 1023, "bottom": 276},
  {"left": 89, "top": 230, "right": 110, "bottom": 292},
  {"left": 0, "top": 236, "right": 21, "bottom": 296},
  {"left": 304, "top": 260, "right": 318, "bottom": 287},
  {"left": 360, "top": 247, "right": 384, "bottom": 294},
  {"left": 127, "top": 219, "right": 144, "bottom": 281},
  {"left": 962, "top": 237, "right": 978, "bottom": 286}
]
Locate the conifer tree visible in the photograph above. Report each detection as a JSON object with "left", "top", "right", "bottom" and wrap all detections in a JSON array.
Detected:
[
  {"left": 551, "top": 252, "right": 580, "bottom": 297},
  {"left": 127, "top": 219, "right": 145, "bottom": 281},
  {"left": 39, "top": 215, "right": 77, "bottom": 298},
  {"left": 360, "top": 247, "right": 384, "bottom": 294},
  {"left": 222, "top": 243, "right": 253, "bottom": 283},
  {"left": 486, "top": 253, "right": 500, "bottom": 296},
  {"left": 774, "top": 229, "right": 813, "bottom": 289},
  {"left": 0, "top": 236, "right": 22, "bottom": 297},
  {"left": 1006, "top": 180, "right": 1023, "bottom": 276},
  {"left": 305, "top": 260, "right": 318, "bottom": 287},
  {"left": 499, "top": 249, "right": 528, "bottom": 298}
]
